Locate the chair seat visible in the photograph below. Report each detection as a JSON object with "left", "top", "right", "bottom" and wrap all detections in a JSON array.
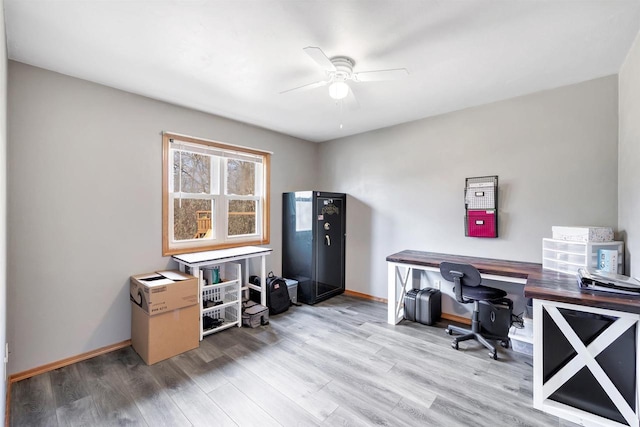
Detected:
[{"left": 461, "top": 285, "right": 506, "bottom": 301}]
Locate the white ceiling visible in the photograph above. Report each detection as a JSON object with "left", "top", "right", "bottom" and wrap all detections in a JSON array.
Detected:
[{"left": 5, "top": 1, "right": 640, "bottom": 143}]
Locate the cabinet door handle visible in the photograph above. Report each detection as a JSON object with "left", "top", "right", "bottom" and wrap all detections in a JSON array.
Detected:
[{"left": 325, "top": 235, "right": 331, "bottom": 246}]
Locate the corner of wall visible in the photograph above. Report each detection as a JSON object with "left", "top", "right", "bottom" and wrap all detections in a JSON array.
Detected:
[
  {"left": 0, "top": 0, "right": 9, "bottom": 422},
  {"left": 618, "top": 26, "right": 640, "bottom": 277}
]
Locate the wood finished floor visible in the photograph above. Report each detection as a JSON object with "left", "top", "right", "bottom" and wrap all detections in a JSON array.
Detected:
[{"left": 10, "top": 295, "right": 578, "bottom": 426}]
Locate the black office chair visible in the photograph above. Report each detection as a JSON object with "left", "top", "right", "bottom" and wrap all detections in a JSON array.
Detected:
[{"left": 439, "top": 262, "right": 509, "bottom": 360}]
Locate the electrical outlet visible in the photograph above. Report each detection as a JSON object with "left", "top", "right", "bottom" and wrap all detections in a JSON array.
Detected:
[{"left": 434, "top": 280, "right": 441, "bottom": 289}]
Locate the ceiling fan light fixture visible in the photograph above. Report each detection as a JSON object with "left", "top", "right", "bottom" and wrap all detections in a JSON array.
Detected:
[{"left": 328, "top": 81, "right": 349, "bottom": 100}]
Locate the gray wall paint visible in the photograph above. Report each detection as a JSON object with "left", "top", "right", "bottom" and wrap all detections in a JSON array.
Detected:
[
  {"left": 4, "top": 60, "right": 625, "bottom": 373},
  {"left": 7, "top": 61, "right": 318, "bottom": 374},
  {"left": 319, "top": 76, "right": 619, "bottom": 301},
  {"left": 619, "top": 32, "right": 640, "bottom": 278},
  {"left": 0, "top": 0, "right": 8, "bottom": 419}
]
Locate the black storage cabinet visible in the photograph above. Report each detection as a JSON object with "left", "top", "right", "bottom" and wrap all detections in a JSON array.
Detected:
[{"left": 282, "top": 191, "right": 346, "bottom": 304}]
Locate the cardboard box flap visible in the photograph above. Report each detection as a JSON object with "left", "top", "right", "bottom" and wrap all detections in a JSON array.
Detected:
[{"left": 130, "top": 270, "right": 198, "bottom": 315}]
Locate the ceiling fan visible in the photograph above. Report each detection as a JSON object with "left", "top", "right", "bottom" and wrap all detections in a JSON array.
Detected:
[{"left": 280, "top": 46, "right": 409, "bottom": 104}]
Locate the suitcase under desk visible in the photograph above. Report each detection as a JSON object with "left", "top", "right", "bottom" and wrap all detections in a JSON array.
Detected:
[{"left": 404, "top": 288, "right": 441, "bottom": 326}]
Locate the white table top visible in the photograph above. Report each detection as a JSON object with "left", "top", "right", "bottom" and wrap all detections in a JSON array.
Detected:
[{"left": 172, "top": 245, "right": 272, "bottom": 266}]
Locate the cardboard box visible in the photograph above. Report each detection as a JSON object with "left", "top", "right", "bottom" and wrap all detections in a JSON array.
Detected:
[
  {"left": 130, "top": 270, "right": 198, "bottom": 315},
  {"left": 131, "top": 302, "right": 199, "bottom": 365}
]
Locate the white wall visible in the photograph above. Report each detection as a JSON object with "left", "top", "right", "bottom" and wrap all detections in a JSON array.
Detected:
[
  {"left": 7, "top": 61, "right": 318, "bottom": 374},
  {"left": 619, "top": 31, "right": 640, "bottom": 278},
  {"left": 319, "top": 76, "right": 619, "bottom": 301},
  {"left": 0, "top": 0, "right": 8, "bottom": 420}
]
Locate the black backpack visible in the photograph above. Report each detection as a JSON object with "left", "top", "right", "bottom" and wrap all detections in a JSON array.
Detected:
[{"left": 265, "top": 272, "right": 291, "bottom": 315}]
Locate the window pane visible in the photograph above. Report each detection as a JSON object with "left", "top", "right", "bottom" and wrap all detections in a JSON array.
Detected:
[
  {"left": 173, "top": 151, "right": 211, "bottom": 193},
  {"left": 173, "top": 199, "right": 214, "bottom": 241},
  {"left": 228, "top": 200, "right": 256, "bottom": 236},
  {"left": 226, "top": 159, "right": 255, "bottom": 196}
]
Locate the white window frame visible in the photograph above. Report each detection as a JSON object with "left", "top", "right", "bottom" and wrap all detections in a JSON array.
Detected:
[{"left": 162, "top": 132, "right": 271, "bottom": 256}]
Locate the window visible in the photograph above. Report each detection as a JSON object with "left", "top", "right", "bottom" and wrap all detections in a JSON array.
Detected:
[{"left": 162, "top": 132, "right": 270, "bottom": 256}]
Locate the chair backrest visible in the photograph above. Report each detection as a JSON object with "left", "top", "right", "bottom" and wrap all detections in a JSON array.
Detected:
[
  {"left": 439, "top": 262, "right": 482, "bottom": 287},
  {"left": 439, "top": 262, "right": 482, "bottom": 304}
]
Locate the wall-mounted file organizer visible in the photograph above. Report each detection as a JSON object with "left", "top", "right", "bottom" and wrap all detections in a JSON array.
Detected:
[{"left": 465, "top": 175, "right": 498, "bottom": 238}]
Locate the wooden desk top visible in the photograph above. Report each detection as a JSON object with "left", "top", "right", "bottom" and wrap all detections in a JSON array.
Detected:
[{"left": 387, "top": 250, "right": 640, "bottom": 314}]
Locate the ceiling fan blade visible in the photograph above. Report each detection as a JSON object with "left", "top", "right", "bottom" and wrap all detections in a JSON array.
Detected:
[
  {"left": 303, "top": 46, "right": 337, "bottom": 71},
  {"left": 353, "top": 68, "right": 408, "bottom": 82},
  {"left": 280, "top": 79, "right": 329, "bottom": 94}
]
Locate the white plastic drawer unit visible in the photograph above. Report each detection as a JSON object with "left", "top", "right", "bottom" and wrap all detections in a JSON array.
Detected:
[
  {"left": 542, "top": 238, "right": 624, "bottom": 274},
  {"left": 551, "top": 252, "right": 588, "bottom": 265}
]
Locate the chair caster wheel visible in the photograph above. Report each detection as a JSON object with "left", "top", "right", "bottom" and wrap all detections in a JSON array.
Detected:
[
  {"left": 445, "top": 328, "right": 453, "bottom": 335},
  {"left": 451, "top": 341, "right": 458, "bottom": 350},
  {"left": 490, "top": 351, "right": 497, "bottom": 360},
  {"left": 500, "top": 340, "right": 509, "bottom": 348}
]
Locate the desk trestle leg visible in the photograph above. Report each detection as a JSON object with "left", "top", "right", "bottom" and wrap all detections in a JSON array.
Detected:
[{"left": 388, "top": 263, "right": 411, "bottom": 325}]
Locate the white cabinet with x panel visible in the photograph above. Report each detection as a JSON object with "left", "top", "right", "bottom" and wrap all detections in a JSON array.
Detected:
[{"left": 533, "top": 299, "right": 640, "bottom": 427}]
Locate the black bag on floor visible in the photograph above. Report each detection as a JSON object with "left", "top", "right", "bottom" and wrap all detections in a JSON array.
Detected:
[
  {"left": 479, "top": 297, "right": 513, "bottom": 338},
  {"left": 250, "top": 272, "right": 291, "bottom": 315},
  {"left": 242, "top": 301, "right": 269, "bottom": 327},
  {"left": 266, "top": 272, "right": 291, "bottom": 314}
]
